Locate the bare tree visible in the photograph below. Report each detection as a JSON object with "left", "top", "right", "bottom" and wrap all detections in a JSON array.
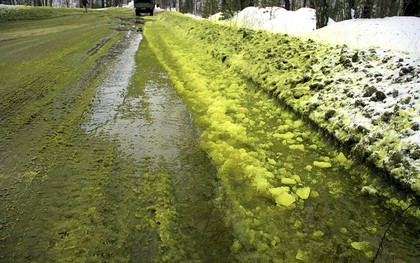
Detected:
[
  {"left": 314, "top": 0, "right": 328, "bottom": 28},
  {"left": 284, "top": 0, "right": 290, "bottom": 10},
  {"left": 360, "top": 0, "right": 373, "bottom": 18},
  {"left": 348, "top": 0, "right": 355, "bottom": 18},
  {"left": 309, "top": 0, "right": 314, "bottom": 8},
  {"left": 402, "top": 0, "right": 420, "bottom": 16}
]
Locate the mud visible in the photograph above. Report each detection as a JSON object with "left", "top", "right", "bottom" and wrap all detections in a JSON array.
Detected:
[
  {"left": 83, "top": 31, "right": 233, "bottom": 261},
  {"left": 0, "top": 9, "right": 418, "bottom": 262},
  {"left": 0, "top": 12, "right": 232, "bottom": 261},
  {"left": 144, "top": 14, "right": 420, "bottom": 262}
]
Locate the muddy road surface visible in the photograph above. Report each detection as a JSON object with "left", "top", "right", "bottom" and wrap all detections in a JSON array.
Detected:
[
  {"left": 0, "top": 10, "right": 419, "bottom": 263},
  {"left": 0, "top": 11, "right": 230, "bottom": 262}
]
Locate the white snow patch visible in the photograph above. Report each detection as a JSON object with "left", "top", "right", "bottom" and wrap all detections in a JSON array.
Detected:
[
  {"left": 0, "top": 4, "right": 15, "bottom": 8},
  {"left": 214, "top": 7, "right": 420, "bottom": 58},
  {"left": 124, "top": 1, "right": 134, "bottom": 9},
  {"left": 306, "top": 16, "right": 420, "bottom": 57},
  {"left": 205, "top": 6, "right": 420, "bottom": 188},
  {"left": 208, "top": 12, "right": 222, "bottom": 21},
  {"left": 186, "top": 13, "right": 203, "bottom": 20},
  {"left": 225, "top": 7, "right": 335, "bottom": 35}
]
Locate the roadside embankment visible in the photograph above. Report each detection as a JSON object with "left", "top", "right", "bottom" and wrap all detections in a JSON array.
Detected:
[
  {"left": 144, "top": 12, "right": 419, "bottom": 261},
  {"left": 0, "top": 5, "right": 86, "bottom": 21},
  {"left": 0, "top": 10, "right": 148, "bottom": 262},
  {"left": 150, "top": 12, "right": 420, "bottom": 195}
]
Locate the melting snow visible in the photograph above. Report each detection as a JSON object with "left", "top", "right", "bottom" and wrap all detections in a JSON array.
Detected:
[
  {"left": 208, "top": 6, "right": 420, "bottom": 189},
  {"left": 211, "top": 6, "right": 420, "bottom": 57}
]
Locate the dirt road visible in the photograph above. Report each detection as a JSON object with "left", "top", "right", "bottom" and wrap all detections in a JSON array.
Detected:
[
  {"left": 0, "top": 9, "right": 418, "bottom": 262},
  {"left": 0, "top": 10, "right": 231, "bottom": 262}
]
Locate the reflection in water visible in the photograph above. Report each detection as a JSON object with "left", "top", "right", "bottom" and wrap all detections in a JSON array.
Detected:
[
  {"left": 83, "top": 31, "right": 232, "bottom": 261},
  {"left": 84, "top": 35, "right": 200, "bottom": 168},
  {"left": 82, "top": 30, "right": 419, "bottom": 262},
  {"left": 83, "top": 32, "right": 194, "bottom": 167},
  {"left": 84, "top": 31, "right": 142, "bottom": 133},
  {"left": 114, "top": 79, "right": 197, "bottom": 165}
]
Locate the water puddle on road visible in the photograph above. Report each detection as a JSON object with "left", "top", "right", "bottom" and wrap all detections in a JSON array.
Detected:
[
  {"left": 84, "top": 31, "right": 200, "bottom": 166},
  {"left": 82, "top": 31, "right": 232, "bottom": 261},
  {"left": 218, "top": 87, "right": 420, "bottom": 262},
  {"left": 82, "top": 30, "right": 419, "bottom": 262},
  {"left": 83, "top": 31, "right": 141, "bottom": 133}
]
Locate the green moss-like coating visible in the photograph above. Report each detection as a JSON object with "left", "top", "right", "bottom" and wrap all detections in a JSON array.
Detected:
[
  {"left": 312, "top": 230, "right": 324, "bottom": 239},
  {"left": 275, "top": 192, "right": 296, "bottom": 207},
  {"left": 177, "top": 11, "right": 420, "bottom": 194},
  {"left": 296, "top": 187, "right": 311, "bottom": 199},
  {"left": 289, "top": 144, "right": 305, "bottom": 151},
  {"left": 143, "top": 11, "right": 419, "bottom": 262},
  {"left": 351, "top": 241, "right": 371, "bottom": 251},
  {"left": 313, "top": 161, "right": 332, "bottom": 168},
  {"left": 281, "top": 177, "right": 297, "bottom": 185}
]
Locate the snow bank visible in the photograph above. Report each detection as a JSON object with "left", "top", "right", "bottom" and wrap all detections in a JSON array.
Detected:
[
  {"left": 223, "top": 7, "right": 333, "bottom": 35},
  {"left": 204, "top": 10, "right": 420, "bottom": 193},
  {"left": 306, "top": 16, "right": 420, "bottom": 57},
  {"left": 0, "top": 4, "right": 17, "bottom": 8},
  {"left": 216, "top": 7, "right": 420, "bottom": 57},
  {"left": 124, "top": 1, "right": 134, "bottom": 9}
]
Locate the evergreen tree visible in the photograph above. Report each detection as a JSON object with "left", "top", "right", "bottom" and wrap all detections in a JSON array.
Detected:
[
  {"left": 284, "top": 0, "right": 290, "bottom": 10},
  {"left": 314, "top": 0, "right": 328, "bottom": 28},
  {"left": 180, "top": 0, "right": 193, "bottom": 13},
  {"left": 403, "top": 0, "right": 420, "bottom": 16},
  {"left": 221, "top": 0, "right": 253, "bottom": 19},
  {"left": 360, "top": 0, "right": 373, "bottom": 18},
  {"left": 201, "top": 0, "right": 220, "bottom": 18}
]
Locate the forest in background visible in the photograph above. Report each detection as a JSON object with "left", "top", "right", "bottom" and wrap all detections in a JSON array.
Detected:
[
  {"left": 197, "top": 0, "right": 420, "bottom": 28},
  {"left": 0, "top": 0, "right": 125, "bottom": 8},
  {"left": 1, "top": 0, "right": 419, "bottom": 28}
]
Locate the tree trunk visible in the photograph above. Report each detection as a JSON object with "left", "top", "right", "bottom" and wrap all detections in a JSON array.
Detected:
[
  {"left": 343, "top": 0, "right": 355, "bottom": 19},
  {"left": 403, "top": 0, "right": 420, "bottom": 16},
  {"left": 361, "top": 0, "right": 374, "bottom": 18},
  {"left": 285, "top": 0, "right": 290, "bottom": 10},
  {"left": 347, "top": 0, "right": 355, "bottom": 18},
  {"left": 309, "top": 0, "right": 315, "bottom": 9},
  {"left": 314, "top": 0, "right": 328, "bottom": 29}
]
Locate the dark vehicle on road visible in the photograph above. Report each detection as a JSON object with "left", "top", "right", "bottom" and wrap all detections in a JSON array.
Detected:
[{"left": 134, "top": 0, "right": 155, "bottom": 16}]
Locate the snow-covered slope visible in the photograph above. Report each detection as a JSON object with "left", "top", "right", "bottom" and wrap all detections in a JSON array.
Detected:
[
  {"left": 213, "top": 6, "right": 420, "bottom": 57},
  {"left": 208, "top": 7, "right": 420, "bottom": 193},
  {"left": 212, "top": 7, "right": 327, "bottom": 35},
  {"left": 307, "top": 16, "right": 420, "bottom": 57}
]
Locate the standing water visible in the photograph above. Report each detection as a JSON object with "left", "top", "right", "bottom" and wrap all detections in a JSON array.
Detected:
[
  {"left": 83, "top": 30, "right": 233, "bottom": 261},
  {"left": 82, "top": 28, "right": 419, "bottom": 262}
]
